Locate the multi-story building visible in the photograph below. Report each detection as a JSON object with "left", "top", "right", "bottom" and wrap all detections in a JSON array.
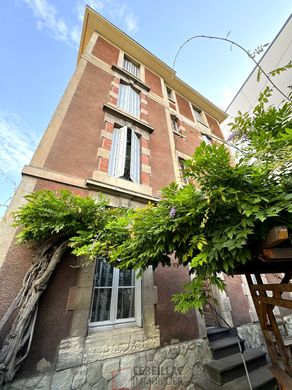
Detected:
[{"left": 0, "top": 6, "right": 255, "bottom": 389}]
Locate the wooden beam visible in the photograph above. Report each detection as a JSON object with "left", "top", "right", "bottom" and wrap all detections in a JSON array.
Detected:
[
  {"left": 263, "top": 226, "right": 288, "bottom": 249},
  {"left": 262, "top": 248, "right": 292, "bottom": 261},
  {"left": 254, "top": 296, "right": 292, "bottom": 310},
  {"left": 249, "top": 283, "right": 292, "bottom": 293},
  {"left": 270, "top": 365, "right": 292, "bottom": 389}
]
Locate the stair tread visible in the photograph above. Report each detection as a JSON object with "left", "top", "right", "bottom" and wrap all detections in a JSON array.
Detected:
[
  {"left": 205, "top": 348, "right": 266, "bottom": 373},
  {"left": 207, "top": 327, "right": 231, "bottom": 336},
  {"left": 210, "top": 337, "right": 242, "bottom": 351},
  {"left": 195, "top": 365, "right": 277, "bottom": 390}
]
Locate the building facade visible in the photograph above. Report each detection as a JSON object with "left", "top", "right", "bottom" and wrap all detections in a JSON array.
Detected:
[{"left": 0, "top": 7, "right": 254, "bottom": 389}]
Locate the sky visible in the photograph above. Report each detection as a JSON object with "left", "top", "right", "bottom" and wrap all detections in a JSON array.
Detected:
[{"left": 0, "top": 0, "right": 291, "bottom": 216}]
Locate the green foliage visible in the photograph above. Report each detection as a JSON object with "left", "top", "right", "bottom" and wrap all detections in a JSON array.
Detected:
[
  {"left": 13, "top": 190, "right": 110, "bottom": 243},
  {"left": 13, "top": 80, "right": 292, "bottom": 312}
]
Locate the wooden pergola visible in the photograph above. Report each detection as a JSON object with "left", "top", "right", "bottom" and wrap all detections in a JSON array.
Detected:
[{"left": 233, "top": 226, "right": 292, "bottom": 390}]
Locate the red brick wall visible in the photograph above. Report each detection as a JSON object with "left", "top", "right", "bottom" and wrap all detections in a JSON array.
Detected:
[
  {"left": 174, "top": 123, "right": 201, "bottom": 156},
  {"left": 44, "top": 63, "right": 112, "bottom": 178},
  {"left": 224, "top": 275, "right": 251, "bottom": 326},
  {"left": 205, "top": 114, "right": 224, "bottom": 139},
  {"left": 146, "top": 99, "right": 176, "bottom": 194},
  {"left": 154, "top": 263, "right": 198, "bottom": 345},
  {"left": 19, "top": 252, "right": 79, "bottom": 377},
  {"left": 144, "top": 68, "right": 163, "bottom": 98},
  {"left": 176, "top": 93, "right": 193, "bottom": 120},
  {"left": 92, "top": 36, "right": 120, "bottom": 65}
]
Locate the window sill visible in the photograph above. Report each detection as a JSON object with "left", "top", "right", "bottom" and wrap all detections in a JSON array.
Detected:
[
  {"left": 86, "top": 176, "right": 159, "bottom": 204},
  {"left": 173, "top": 130, "right": 186, "bottom": 140},
  {"left": 112, "top": 65, "right": 150, "bottom": 92},
  {"left": 103, "top": 103, "right": 154, "bottom": 133}
]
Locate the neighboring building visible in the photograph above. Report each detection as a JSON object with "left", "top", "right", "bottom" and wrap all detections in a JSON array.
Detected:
[
  {"left": 226, "top": 14, "right": 292, "bottom": 116},
  {"left": 0, "top": 6, "right": 254, "bottom": 389}
]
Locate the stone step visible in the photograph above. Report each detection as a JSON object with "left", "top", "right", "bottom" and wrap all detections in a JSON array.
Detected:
[
  {"left": 205, "top": 348, "right": 267, "bottom": 385},
  {"left": 195, "top": 365, "right": 277, "bottom": 390},
  {"left": 207, "top": 327, "right": 237, "bottom": 342},
  {"left": 210, "top": 337, "right": 245, "bottom": 360}
]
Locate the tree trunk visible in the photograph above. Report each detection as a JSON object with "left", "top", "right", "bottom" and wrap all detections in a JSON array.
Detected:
[{"left": 0, "top": 238, "right": 68, "bottom": 385}]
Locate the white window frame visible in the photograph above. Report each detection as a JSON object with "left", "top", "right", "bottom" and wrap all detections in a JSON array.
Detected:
[
  {"left": 117, "top": 82, "right": 140, "bottom": 118},
  {"left": 90, "top": 262, "right": 142, "bottom": 328},
  {"left": 123, "top": 55, "right": 140, "bottom": 78},
  {"left": 166, "top": 86, "right": 175, "bottom": 102},
  {"left": 108, "top": 126, "right": 141, "bottom": 183},
  {"left": 192, "top": 105, "right": 209, "bottom": 130},
  {"left": 201, "top": 134, "right": 212, "bottom": 145}
]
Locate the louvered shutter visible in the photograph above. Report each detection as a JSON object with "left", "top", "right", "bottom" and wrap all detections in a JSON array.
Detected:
[
  {"left": 118, "top": 83, "right": 140, "bottom": 118},
  {"left": 130, "top": 130, "right": 140, "bottom": 183},
  {"left": 123, "top": 58, "right": 139, "bottom": 77},
  {"left": 130, "top": 87, "right": 140, "bottom": 117},
  {"left": 108, "top": 126, "right": 127, "bottom": 177}
]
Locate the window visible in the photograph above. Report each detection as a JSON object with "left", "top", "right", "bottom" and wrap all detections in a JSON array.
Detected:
[
  {"left": 192, "top": 106, "right": 208, "bottom": 127},
  {"left": 117, "top": 82, "right": 140, "bottom": 117},
  {"left": 90, "top": 256, "right": 141, "bottom": 327},
  {"left": 178, "top": 158, "right": 189, "bottom": 184},
  {"left": 108, "top": 126, "right": 140, "bottom": 183},
  {"left": 166, "top": 86, "right": 174, "bottom": 101},
  {"left": 171, "top": 116, "right": 179, "bottom": 133},
  {"left": 123, "top": 55, "right": 140, "bottom": 78},
  {"left": 201, "top": 134, "right": 212, "bottom": 145}
]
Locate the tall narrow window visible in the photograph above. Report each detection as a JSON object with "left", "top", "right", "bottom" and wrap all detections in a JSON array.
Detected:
[
  {"left": 108, "top": 126, "right": 140, "bottom": 183},
  {"left": 192, "top": 106, "right": 208, "bottom": 128},
  {"left": 171, "top": 116, "right": 179, "bottom": 133},
  {"left": 117, "top": 82, "right": 140, "bottom": 117},
  {"left": 123, "top": 55, "right": 140, "bottom": 78},
  {"left": 90, "top": 256, "right": 141, "bottom": 327},
  {"left": 178, "top": 158, "right": 189, "bottom": 184},
  {"left": 201, "top": 134, "right": 212, "bottom": 145},
  {"left": 166, "top": 86, "right": 174, "bottom": 101}
]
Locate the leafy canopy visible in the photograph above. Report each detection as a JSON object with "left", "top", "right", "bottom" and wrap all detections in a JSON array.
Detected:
[{"left": 14, "top": 87, "right": 292, "bottom": 312}]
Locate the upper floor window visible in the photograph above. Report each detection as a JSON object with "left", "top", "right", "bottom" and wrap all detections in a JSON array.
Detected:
[
  {"left": 201, "top": 134, "right": 212, "bottom": 145},
  {"left": 90, "top": 256, "right": 141, "bottom": 327},
  {"left": 108, "top": 126, "right": 140, "bottom": 183},
  {"left": 166, "top": 86, "right": 174, "bottom": 101},
  {"left": 117, "top": 82, "right": 140, "bottom": 118},
  {"left": 178, "top": 158, "right": 189, "bottom": 184},
  {"left": 171, "top": 116, "right": 179, "bottom": 133},
  {"left": 123, "top": 55, "right": 140, "bottom": 78},
  {"left": 192, "top": 106, "right": 208, "bottom": 128}
]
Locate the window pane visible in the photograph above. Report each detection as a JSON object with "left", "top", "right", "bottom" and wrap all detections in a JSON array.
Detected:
[
  {"left": 91, "top": 288, "right": 112, "bottom": 322},
  {"left": 117, "top": 288, "right": 135, "bottom": 319},
  {"left": 119, "top": 269, "right": 135, "bottom": 286},
  {"left": 95, "top": 257, "right": 113, "bottom": 287}
]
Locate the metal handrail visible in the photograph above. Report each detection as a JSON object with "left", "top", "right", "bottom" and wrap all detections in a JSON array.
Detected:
[{"left": 207, "top": 302, "right": 253, "bottom": 390}]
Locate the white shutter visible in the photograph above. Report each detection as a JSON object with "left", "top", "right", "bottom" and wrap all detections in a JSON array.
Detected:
[
  {"left": 108, "top": 126, "right": 127, "bottom": 177},
  {"left": 124, "top": 57, "right": 139, "bottom": 77},
  {"left": 130, "top": 130, "right": 140, "bottom": 183},
  {"left": 129, "top": 87, "right": 140, "bottom": 117},
  {"left": 118, "top": 83, "right": 140, "bottom": 118}
]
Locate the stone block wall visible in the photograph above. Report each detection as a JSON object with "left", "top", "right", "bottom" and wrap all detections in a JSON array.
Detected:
[{"left": 4, "top": 339, "right": 211, "bottom": 390}]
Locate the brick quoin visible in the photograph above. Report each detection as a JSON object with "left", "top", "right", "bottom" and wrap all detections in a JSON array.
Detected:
[
  {"left": 105, "top": 121, "right": 114, "bottom": 132},
  {"left": 140, "top": 172, "right": 150, "bottom": 186},
  {"left": 112, "top": 86, "right": 119, "bottom": 94},
  {"left": 102, "top": 138, "right": 112, "bottom": 151},
  {"left": 99, "top": 157, "right": 109, "bottom": 172},
  {"left": 141, "top": 154, "right": 149, "bottom": 165},
  {"left": 141, "top": 138, "right": 149, "bottom": 149},
  {"left": 110, "top": 96, "right": 117, "bottom": 105}
]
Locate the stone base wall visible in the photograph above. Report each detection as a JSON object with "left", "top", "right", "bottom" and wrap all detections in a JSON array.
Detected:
[
  {"left": 237, "top": 314, "right": 292, "bottom": 351},
  {"left": 4, "top": 339, "right": 211, "bottom": 390}
]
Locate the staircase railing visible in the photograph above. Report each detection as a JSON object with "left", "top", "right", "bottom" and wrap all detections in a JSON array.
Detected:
[{"left": 207, "top": 302, "right": 253, "bottom": 390}]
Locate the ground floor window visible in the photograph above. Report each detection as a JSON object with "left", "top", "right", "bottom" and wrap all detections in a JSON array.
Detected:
[{"left": 90, "top": 256, "right": 141, "bottom": 327}]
